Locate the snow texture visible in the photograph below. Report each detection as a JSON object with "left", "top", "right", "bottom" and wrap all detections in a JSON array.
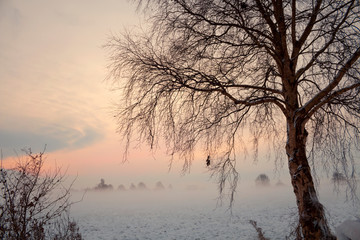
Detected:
[
  {"left": 336, "top": 218, "right": 360, "bottom": 240},
  {"left": 70, "top": 182, "right": 359, "bottom": 240}
]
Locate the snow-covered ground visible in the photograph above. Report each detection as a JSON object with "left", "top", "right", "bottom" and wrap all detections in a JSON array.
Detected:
[{"left": 70, "top": 182, "right": 359, "bottom": 240}]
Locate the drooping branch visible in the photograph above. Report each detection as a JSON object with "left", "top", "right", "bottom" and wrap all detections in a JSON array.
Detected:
[
  {"left": 293, "top": 0, "right": 323, "bottom": 56},
  {"left": 295, "top": 1, "right": 357, "bottom": 79}
]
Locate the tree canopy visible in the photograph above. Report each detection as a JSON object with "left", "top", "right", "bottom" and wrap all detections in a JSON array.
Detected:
[{"left": 107, "top": 1, "right": 360, "bottom": 239}]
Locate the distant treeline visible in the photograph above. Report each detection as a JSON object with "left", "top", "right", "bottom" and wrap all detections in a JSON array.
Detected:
[{"left": 86, "top": 179, "right": 173, "bottom": 191}]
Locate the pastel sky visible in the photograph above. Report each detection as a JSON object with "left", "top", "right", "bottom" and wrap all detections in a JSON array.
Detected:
[{"left": 0, "top": 0, "right": 281, "bottom": 189}]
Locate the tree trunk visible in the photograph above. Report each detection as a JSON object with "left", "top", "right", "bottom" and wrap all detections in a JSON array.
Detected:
[{"left": 286, "top": 120, "right": 336, "bottom": 240}]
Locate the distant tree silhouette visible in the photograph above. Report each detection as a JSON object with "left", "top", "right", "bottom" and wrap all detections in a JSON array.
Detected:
[
  {"left": 255, "top": 174, "right": 270, "bottom": 186},
  {"left": 155, "top": 181, "right": 165, "bottom": 190},
  {"left": 137, "top": 182, "right": 148, "bottom": 190},
  {"left": 94, "top": 178, "right": 113, "bottom": 191},
  {"left": 107, "top": 1, "right": 360, "bottom": 238},
  {"left": 332, "top": 171, "right": 346, "bottom": 183},
  {"left": 331, "top": 171, "right": 348, "bottom": 193},
  {"left": 129, "top": 183, "right": 136, "bottom": 191}
]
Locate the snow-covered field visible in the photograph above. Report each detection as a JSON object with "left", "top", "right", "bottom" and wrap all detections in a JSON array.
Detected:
[{"left": 70, "top": 182, "right": 359, "bottom": 240}]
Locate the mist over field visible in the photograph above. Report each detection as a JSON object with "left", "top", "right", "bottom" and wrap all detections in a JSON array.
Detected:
[
  {"left": 70, "top": 179, "right": 359, "bottom": 240},
  {"left": 1, "top": 0, "right": 360, "bottom": 239}
]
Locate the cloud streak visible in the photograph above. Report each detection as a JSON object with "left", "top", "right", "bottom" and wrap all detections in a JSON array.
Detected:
[
  {"left": 0, "top": 125, "right": 103, "bottom": 158},
  {"left": 0, "top": 0, "right": 135, "bottom": 168}
]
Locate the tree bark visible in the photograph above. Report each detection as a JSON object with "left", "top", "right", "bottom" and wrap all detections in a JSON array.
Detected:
[{"left": 286, "top": 120, "right": 336, "bottom": 240}]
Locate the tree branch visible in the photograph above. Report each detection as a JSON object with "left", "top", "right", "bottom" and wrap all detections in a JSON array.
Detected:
[
  {"left": 307, "top": 82, "right": 360, "bottom": 119},
  {"left": 303, "top": 46, "right": 360, "bottom": 116}
]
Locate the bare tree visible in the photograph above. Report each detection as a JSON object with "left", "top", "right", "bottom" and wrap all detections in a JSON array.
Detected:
[
  {"left": 0, "top": 148, "right": 83, "bottom": 240},
  {"left": 106, "top": 0, "right": 360, "bottom": 239}
]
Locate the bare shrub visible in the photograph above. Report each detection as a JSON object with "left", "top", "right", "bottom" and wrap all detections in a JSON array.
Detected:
[
  {"left": 51, "top": 214, "right": 83, "bottom": 240},
  {"left": 0, "top": 148, "right": 83, "bottom": 240}
]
